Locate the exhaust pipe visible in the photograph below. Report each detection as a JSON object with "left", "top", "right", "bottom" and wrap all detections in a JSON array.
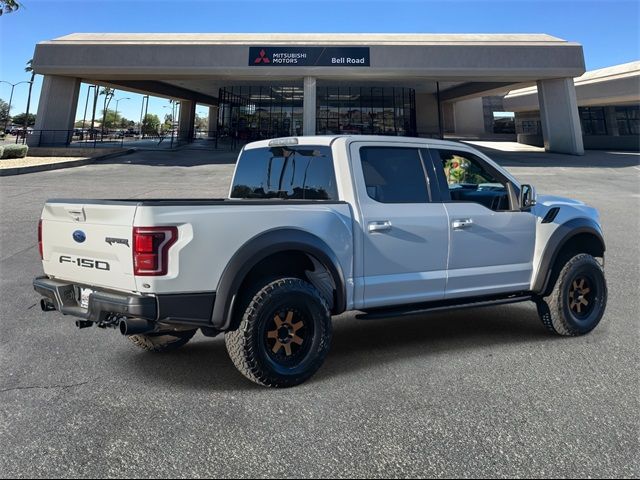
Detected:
[
  {"left": 75, "top": 320, "right": 93, "bottom": 329},
  {"left": 40, "top": 299, "right": 56, "bottom": 312},
  {"left": 119, "top": 318, "right": 155, "bottom": 336}
]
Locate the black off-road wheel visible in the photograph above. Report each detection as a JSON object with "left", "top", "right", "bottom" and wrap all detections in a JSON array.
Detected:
[
  {"left": 225, "top": 277, "right": 332, "bottom": 388},
  {"left": 127, "top": 329, "right": 197, "bottom": 353},
  {"left": 536, "top": 253, "right": 607, "bottom": 336}
]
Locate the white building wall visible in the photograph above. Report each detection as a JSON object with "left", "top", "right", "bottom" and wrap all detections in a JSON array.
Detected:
[{"left": 452, "top": 97, "right": 485, "bottom": 135}]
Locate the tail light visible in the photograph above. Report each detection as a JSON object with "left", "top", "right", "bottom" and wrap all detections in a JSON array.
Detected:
[
  {"left": 38, "top": 219, "right": 43, "bottom": 260},
  {"left": 133, "top": 226, "right": 178, "bottom": 276}
]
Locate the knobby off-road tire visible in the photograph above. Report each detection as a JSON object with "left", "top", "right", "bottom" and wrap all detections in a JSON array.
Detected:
[
  {"left": 225, "top": 277, "right": 332, "bottom": 388},
  {"left": 536, "top": 253, "right": 607, "bottom": 336},
  {"left": 127, "top": 329, "right": 197, "bottom": 353}
]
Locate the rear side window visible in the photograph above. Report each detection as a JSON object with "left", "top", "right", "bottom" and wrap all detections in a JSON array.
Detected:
[
  {"left": 360, "top": 147, "right": 430, "bottom": 203},
  {"left": 231, "top": 146, "right": 338, "bottom": 200}
]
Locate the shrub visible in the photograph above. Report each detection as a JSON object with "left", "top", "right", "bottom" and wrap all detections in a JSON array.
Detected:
[
  {"left": 0, "top": 146, "right": 4, "bottom": 159},
  {"left": 1, "top": 144, "right": 28, "bottom": 159}
]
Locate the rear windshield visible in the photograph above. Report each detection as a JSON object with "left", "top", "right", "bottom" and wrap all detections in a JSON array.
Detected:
[{"left": 230, "top": 146, "right": 338, "bottom": 200}]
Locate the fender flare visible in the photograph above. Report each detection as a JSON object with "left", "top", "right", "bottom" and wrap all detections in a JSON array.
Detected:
[
  {"left": 533, "top": 218, "right": 605, "bottom": 295},
  {"left": 211, "top": 228, "right": 347, "bottom": 331}
]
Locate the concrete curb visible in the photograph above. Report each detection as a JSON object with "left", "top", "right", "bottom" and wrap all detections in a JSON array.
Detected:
[{"left": 0, "top": 148, "right": 137, "bottom": 176}]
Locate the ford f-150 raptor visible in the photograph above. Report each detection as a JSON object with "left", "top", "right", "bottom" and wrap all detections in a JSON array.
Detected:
[{"left": 33, "top": 135, "right": 607, "bottom": 387}]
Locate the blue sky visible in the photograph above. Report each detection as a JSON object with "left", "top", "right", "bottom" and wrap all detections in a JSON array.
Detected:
[{"left": 1, "top": 0, "right": 638, "bottom": 123}]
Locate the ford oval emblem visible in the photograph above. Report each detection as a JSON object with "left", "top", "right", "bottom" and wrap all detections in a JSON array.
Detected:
[{"left": 72, "top": 230, "right": 86, "bottom": 243}]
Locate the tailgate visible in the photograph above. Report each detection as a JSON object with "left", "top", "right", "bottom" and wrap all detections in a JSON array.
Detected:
[{"left": 41, "top": 201, "right": 138, "bottom": 292}]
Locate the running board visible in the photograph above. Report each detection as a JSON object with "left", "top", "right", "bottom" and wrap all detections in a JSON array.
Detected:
[{"left": 355, "top": 294, "right": 533, "bottom": 320}]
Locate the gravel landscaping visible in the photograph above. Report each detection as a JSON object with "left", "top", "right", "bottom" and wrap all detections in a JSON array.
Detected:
[{"left": 0, "top": 155, "right": 90, "bottom": 169}]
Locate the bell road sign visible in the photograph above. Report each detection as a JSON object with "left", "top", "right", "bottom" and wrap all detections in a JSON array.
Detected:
[{"left": 249, "top": 47, "right": 370, "bottom": 67}]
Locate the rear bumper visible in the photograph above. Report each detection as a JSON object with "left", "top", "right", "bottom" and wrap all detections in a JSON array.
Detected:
[
  {"left": 33, "top": 276, "right": 156, "bottom": 323},
  {"left": 33, "top": 276, "right": 215, "bottom": 327}
]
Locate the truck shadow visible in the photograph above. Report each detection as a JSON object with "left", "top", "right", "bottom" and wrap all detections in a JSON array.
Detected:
[
  {"left": 317, "top": 303, "right": 551, "bottom": 382},
  {"left": 124, "top": 303, "right": 554, "bottom": 391}
]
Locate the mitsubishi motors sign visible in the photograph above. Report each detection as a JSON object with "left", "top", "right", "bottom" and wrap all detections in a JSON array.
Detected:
[{"left": 249, "top": 46, "right": 370, "bottom": 67}]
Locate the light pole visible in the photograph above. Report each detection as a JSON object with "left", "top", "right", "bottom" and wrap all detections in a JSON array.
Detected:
[
  {"left": 139, "top": 95, "right": 149, "bottom": 138},
  {"left": 172, "top": 101, "right": 179, "bottom": 147},
  {"left": 113, "top": 97, "right": 130, "bottom": 131},
  {"left": 113, "top": 97, "right": 130, "bottom": 146},
  {"left": 1, "top": 80, "right": 32, "bottom": 133},
  {"left": 81, "top": 85, "right": 96, "bottom": 133},
  {"left": 163, "top": 101, "right": 177, "bottom": 147},
  {"left": 197, "top": 109, "right": 208, "bottom": 138},
  {"left": 89, "top": 87, "right": 99, "bottom": 142}
]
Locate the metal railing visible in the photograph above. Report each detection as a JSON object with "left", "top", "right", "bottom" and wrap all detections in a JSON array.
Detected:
[
  {"left": 1, "top": 128, "right": 450, "bottom": 151},
  {"left": 4, "top": 129, "right": 190, "bottom": 150}
]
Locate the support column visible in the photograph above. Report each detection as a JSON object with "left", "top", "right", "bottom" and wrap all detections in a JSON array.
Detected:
[
  {"left": 178, "top": 100, "right": 196, "bottom": 142},
  {"left": 415, "top": 93, "right": 440, "bottom": 137},
  {"left": 208, "top": 105, "right": 218, "bottom": 138},
  {"left": 537, "top": 78, "right": 584, "bottom": 155},
  {"left": 29, "top": 75, "right": 81, "bottom": 146},
  {"left": 303, "top": 77, "right": 316, "bottom": 136}
]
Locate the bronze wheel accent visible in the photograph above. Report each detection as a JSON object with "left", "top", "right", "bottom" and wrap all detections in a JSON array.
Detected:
[
  {"left": 568, "top": 277, "right": 592, "bottom": 315},
  {"left": 267, "top": 310, "right": 304, "bottom": 357}
]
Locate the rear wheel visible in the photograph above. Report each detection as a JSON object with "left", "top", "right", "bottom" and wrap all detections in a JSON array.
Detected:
[
  {"left": 536, "top": 253, "right": 607, "bottom": 336},
  {"left": 127, "top": 329, "right": 197, "bottom": 353},
  {"left": 225, "top": 277, "right": 332, "bottom": 388}
]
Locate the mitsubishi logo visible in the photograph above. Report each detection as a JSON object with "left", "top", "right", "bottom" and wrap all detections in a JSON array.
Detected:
[{"left": 254, "top": 49, "right": 270, "bottom": 64}]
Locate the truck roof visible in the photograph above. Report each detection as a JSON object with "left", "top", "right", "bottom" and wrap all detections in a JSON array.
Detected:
[{"left": 243, "top": 135, "right": 468, "bottom": 150}]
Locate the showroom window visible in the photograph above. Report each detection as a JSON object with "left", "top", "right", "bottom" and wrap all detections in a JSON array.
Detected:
[
  {"left": 316, "top": 86, "right": 416, "bottom": 136},
  {"left": 615, "top": 106, "right": 639, "bottom": 135},
  {"left": 579, "top": 107, "right": 608, "bottom": 135}
]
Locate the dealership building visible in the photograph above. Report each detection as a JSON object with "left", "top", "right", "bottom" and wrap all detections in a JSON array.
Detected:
[
  {"left": 31, "top": 33, "right": 592, "bottom": 154},
  {"left": 504, "top": 61, "right": 639, "bottom": 151}
]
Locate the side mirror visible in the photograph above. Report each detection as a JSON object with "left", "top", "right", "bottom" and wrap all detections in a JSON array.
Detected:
[{"left": 520, "top": 184, "right": 537, "bottom": 209}]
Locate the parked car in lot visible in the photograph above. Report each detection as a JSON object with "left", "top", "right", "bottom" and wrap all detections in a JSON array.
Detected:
[
  {"left": 33, "top": 135, "right": 607, "bottom": 387},
  {"left": 15, "top": 127, "right": 33, "bottom": 138}
]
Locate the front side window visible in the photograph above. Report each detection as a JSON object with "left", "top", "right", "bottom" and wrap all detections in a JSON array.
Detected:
[
  {"left": 360, "top": 147, "right": 430, "bottom": 203},
  {"left": 230, "top": 146, "right": 337, "bottom": 200},
  {"left": 432, "top": 149, "right": 511, "bottom": 211}
]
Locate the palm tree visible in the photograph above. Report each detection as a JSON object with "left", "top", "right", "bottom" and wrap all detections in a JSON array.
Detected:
[
  {"left": 0, "top": 0, "right": 21, "bottom": 16},
  {"left": 99, "top": 87, "right": 115, "bottom": 137},
  {"left": 23, "top": 59, "right": 35, "bottom": 135}
]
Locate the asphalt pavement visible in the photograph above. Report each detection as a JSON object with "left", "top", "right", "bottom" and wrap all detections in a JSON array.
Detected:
[{"left": 1, "top": 145, "right": 638, "bottom": 478}]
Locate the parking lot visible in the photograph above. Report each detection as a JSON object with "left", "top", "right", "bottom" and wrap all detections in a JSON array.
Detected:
[{"left": 1, "top": 145, "right": 638, "bottom": 478}]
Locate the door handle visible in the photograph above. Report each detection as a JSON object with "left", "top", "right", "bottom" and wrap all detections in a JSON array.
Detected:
[
  {"left": 452, "top": 218, "right": 473, "bottom": 229},
  {"left": 368, "top": 220, "right": 392, "bottom": 233}
]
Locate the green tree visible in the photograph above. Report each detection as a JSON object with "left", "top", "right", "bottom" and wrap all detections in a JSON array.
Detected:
[
  {"left": 0, "top": 0, "right": 20, "bottom": 15},
  {"left": 142, "top": 113, "right": 160, "bottom": 135},
  {"left": 11, "top": 112, "right": 36, "bottom": 127},
  {"left": 162, "top": 113, "right": 174, "bottom": 133},
  {"left": 101, "top": 109, "right": 124, "bottom": 129},
  {"left": 0, "top": 98, "right": 9, "bottom": 126},
  {"left": 99, "top": 87, "right": 115, "bottom": 133},
  {"left": 195, "top": 113, "right": 208, "bottom": 131}
]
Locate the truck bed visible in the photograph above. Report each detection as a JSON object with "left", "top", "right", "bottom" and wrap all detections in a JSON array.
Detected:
[{"left": 40, "top": 198, "right": 354, "bottom": 298}]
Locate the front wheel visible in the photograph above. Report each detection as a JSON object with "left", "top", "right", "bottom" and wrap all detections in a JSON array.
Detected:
[
  {"left": 536, "top": 253, "right": 607, "bottom": 336},
  {"left": 225, "top": 277, "right": 332, "bottom": 388}
]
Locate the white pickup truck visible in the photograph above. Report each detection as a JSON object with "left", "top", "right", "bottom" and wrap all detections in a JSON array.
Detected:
[{"left": 34, "top": 135, "right": 607, "bottom": 387}]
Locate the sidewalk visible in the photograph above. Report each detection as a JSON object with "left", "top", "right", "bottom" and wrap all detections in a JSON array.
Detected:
[
  {"left": 0, "top": 148, "right": 135, "bottom": 176},
  {"left": 463, "top": 140, "right": 640, "bottom": 168}
]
